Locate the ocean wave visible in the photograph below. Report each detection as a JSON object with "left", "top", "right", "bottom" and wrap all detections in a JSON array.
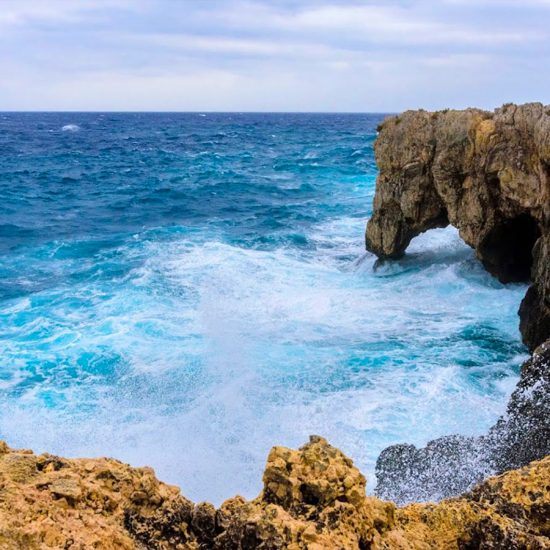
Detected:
[
  {"left": 61, "top": 124, "right": 80, "bottom": 132},
  {"left": 0, "top": 112, "right": 527, "bottom": 505}
]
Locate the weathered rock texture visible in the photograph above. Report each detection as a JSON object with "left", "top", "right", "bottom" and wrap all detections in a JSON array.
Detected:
[
  {"left": 1, "top": 436, "right": 550, "bottom": 549},
  {"left": 366, "top": 102, "right": 550, "bottom": 351},
  {"left": 376, "top": 338, "right": 550, "bottom": 504},
  {"left": 367, "top": 103, "right": 550, "bottom": 505}
]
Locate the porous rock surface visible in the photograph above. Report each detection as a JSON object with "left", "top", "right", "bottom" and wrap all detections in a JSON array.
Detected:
[
  {"left": 1, "top": 436, "right": 550, "bottom": 549},
  {"left": 366, "top": 102, "right": 550, "bottom": 351}
]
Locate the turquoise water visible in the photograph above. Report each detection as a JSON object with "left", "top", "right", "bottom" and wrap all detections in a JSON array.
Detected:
[{"left": 0, "top": 113, "right": 527, "bottom": 503}]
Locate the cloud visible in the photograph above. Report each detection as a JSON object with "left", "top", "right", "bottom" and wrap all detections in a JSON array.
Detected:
[{"left": 0, "top": 0, "right": 548, "bottom": 111}]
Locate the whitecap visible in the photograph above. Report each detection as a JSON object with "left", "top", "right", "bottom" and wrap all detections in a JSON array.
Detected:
[{"left": 61, "top": 124, "right": 80, "bottom": 132}]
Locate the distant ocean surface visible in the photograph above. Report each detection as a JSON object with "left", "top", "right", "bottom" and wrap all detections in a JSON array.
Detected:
[{"left": 0, "top": 112, "right": 527, "bottom": 503}]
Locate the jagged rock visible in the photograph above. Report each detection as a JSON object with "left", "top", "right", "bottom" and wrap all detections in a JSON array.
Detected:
[
  {"left": 375, "top": 435, "right": 491, "bottom": 505},
  {"left": 0, "top": 436, "right": 549, "bottom": 549},
  {"left": 366, "top": 102, "right": 550, "bottom": 350},
  {"left": 389, "top": 454, "right": 550, "bottom": 549},
  {"left": 213, "top": 435, "right": 395, "bottom": 549},
  {"left": 488, "top": 338, "right": 550, "bottom": 472},
  {"left": 375, "top": 338, "right": 550, "bottom": 506},
  {"left": 520, "top": 235, "right": 550, "bottom": 351},
  {"left": 0, "top": 445, "right": 198, "bottom": 549},
  {"left": 367, "top": 103, "right": 550, "bottom": 505}
]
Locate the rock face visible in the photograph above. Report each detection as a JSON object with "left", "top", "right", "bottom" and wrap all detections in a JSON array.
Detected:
[
  {"left": 365, "top": 102, "right": 550, "bottom": 351},
  {"left": 1, "top": 436, "right": 550, "bottom": 549},
  {"left": 366, "top": 103, "right": 550, "bottom": 504},
  {"left": 376, "top": 339, "right": 550, "bottom": 504},
  {"left": 0, "top": 440, "right": 198, "bottom": 549}
]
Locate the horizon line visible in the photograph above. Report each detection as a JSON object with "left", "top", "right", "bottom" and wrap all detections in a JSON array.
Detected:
[{"left": 0, "top": 110, "right": 396, "bottom": 115}]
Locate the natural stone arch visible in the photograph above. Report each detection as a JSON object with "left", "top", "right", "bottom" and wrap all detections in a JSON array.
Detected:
[{"left": 366, "top": 103, "right": 550, "bottom": 350}]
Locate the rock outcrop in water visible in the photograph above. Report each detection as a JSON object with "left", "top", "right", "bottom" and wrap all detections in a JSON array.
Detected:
[
  {"left": 366, "top": 103, "right": 550, "bottom": 504},
  {"left": 366, "top": 102, "right": 550, "bottom": 351},
  {"left": 376, "top": 339, "right": 550, "bottom": 504},
  {"left": 2, "top": 436, "right": 550, "bottom": 549}
]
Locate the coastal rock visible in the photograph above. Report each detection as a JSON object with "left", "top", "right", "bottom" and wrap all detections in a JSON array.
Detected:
[
  {"left": 0, "top": 445, "right": 198, "bottom": 549},
  {"left": 488, "top": 338, "right": 550, "bottom": 472},
  {"left": 1, "top": 436, "right": 550, "bottom": 549},
  {"left": 366, "top": 102, "right": 550, "bottom": 350},
  {"left": 376, "top": 338, "right": 550, "bottom": 506},
  {"left": 375, "top": 434, "right": 491, "bottom": 505},
  {"left": 520, "top": 234, "right": 550, "bottom": 351},
  {"left": 213, "top": 435, "right": 395, "bottom": 549},
  {"left": 367, "top": 103, "right": 550, "bottom": 504}
]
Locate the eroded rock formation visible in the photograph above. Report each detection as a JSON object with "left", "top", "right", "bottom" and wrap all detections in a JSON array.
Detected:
[
  {"left": 367, "top": 103, "right": 550, "bottom": 505},
  {"left": 376, "top": 339, "right": 550, "bottom": 504},
  {"left": 366, "top": 102, "right": 550, "bottom": 350},
  {"left": 1, "top": 436, "right": 550, "bottom": 549}
]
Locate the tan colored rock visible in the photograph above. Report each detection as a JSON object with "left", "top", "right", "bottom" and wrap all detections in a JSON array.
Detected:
[
  {"left": 366, "top": 103, "right": 550, "bottom": 350},
  {"left": 0, "top": 446, "right": 198, "bottom": 549},
  {"left": 0, "top": 436, "right": 548, "bottom": 549},
  {"left": 213, "top": 435, "right": 395, "bottom": 549}
]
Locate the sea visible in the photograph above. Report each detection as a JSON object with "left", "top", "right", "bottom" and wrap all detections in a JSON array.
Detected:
[{"left": 0, "top": 112, "right": 527, "bottom": 503}]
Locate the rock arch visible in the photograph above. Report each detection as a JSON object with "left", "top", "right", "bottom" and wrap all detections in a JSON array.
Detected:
[{"left": 366, "top": 103, "right": 550, "bottom": 350}]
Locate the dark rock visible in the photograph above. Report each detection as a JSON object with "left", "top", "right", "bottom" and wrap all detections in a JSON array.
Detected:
[
  {"left": 375, "top": 340, "right": 550, "bottom": 504},
  {"left": 520, "top": 235, "right": 550, "bottom": 351},
  {"left": 375, "top": 435, "right": 491, "bottom": 505}
]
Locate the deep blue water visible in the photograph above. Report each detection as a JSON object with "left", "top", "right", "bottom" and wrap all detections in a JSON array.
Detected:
[{"left": 0, "top": 112, "right": 527, "bottom": 503}]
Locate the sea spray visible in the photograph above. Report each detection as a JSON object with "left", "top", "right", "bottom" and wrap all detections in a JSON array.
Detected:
[{"left": 0, "top": 112, "right": 527, "bottom": 504}]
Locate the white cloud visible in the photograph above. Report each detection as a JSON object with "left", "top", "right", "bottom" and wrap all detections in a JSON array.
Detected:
[
  {"left": 0, "top": 0, "right": 134, "bottom": 27},
  {"left": 0, "top": 0, "right": 548, "bottom": 111},
  {"left": 201, "top": 2, "right": 541, "bottom": 47},
  {"left": 138, "top": 33, "right": 338, "bottom": 59}
]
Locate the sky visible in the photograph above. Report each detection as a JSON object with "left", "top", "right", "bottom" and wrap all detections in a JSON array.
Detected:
[{"left": 1, "top": 0, "right": 549, "bottom": 112}]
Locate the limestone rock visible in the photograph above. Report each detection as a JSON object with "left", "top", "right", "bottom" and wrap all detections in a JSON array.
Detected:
[
  {"left": 0, "top": 436, "right": 549, "bottom": 549},
  {"left": 213, "top": 435, "right": 395, "bottom": 549},
  {"left": 366, "top": 103, "right": 550, "bottom": 350},
  {"left": 0, "top": 446, "right": 198, "bottom": 549}
]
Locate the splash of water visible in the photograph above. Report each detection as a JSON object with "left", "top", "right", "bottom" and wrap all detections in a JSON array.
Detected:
[{"left": 0, "top": 113, "right": 526, "bottom": 504}]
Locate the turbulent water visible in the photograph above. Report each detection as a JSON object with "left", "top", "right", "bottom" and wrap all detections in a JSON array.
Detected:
[{"left": 0, "top": 112, "right": 527, "bottom": 503}]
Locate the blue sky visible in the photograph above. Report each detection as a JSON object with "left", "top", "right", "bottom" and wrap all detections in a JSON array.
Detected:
[{"left": 1, "top": 0, "right": 549, "bottom": 111}]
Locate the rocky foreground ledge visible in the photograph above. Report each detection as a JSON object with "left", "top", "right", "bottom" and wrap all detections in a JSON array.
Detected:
[
  {"left": 366, "top": 103, "right": 550, "bottom": 505},
  {"left": 1, "top": 435, "right": 549, "bottom": 549}
]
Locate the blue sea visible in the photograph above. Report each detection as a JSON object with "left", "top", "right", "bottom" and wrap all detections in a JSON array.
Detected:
[{"left": 0, "top": 113, "right": 527, "bottom": 503}]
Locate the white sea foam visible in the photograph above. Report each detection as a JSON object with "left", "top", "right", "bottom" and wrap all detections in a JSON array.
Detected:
[{"left": 0, "top": 222, "right": 526, "bottom": 504}]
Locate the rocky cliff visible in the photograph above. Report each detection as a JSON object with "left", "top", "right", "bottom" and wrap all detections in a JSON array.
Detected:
[
  {"left": 366, "top": 103, "right": 550, "bottom": 504},
  {"left": 366, "top": 102, "right": 550, "bottom": 350},
  {"left": 1, "top": 436, "right": 549, "bottom": 549}
]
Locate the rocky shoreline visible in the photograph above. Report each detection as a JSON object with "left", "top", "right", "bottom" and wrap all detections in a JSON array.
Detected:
[
  {"left": 1, "top": 436, "right": 549, "bottom": 549},
  {"left": 2, "top": 103, "right": 549, "bottom": 549},
  {"left": 367, "top": 103, "right": 550, "bottom": 506}
]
